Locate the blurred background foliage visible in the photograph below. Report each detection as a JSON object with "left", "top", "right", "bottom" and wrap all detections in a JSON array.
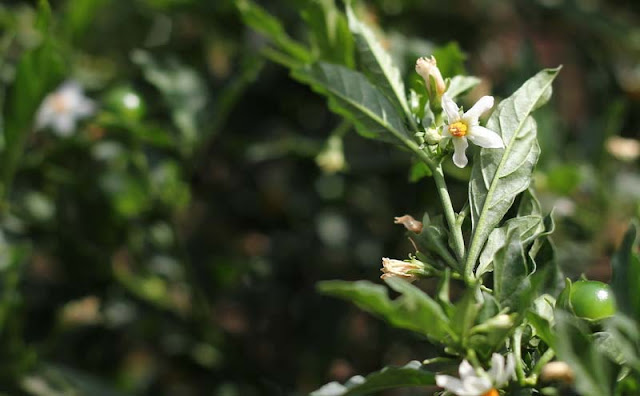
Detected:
[{"left": 0, "top": 0, "right": 639, "bottom": 395}]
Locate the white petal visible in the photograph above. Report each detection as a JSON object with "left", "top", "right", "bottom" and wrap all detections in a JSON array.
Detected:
[
  {"left": 462, "top": 376, "right": 492, "bottom": 395},
  {"left": 468, "top": 126, "right": 504, "bottom": 148},
  {"left": 35, "top": 98, "right": 55, "bottom": 130},
  {"left": 436, "top": 375, "right": 465, "bottom": 394},
  {"left": 458, "top": 360, "right": 475, "bottom": 379},
  {"left": 75, "top": 97, "right": 96, "bottom": 117},
  {"left": 452, "top": 137, "right": 469, "bottom": 168},
  {"left": 441, "top": 95, "right": 460, "bottom": 124},
  {"left": 487, "top": 353, "right": 504, "bottom": 384},
  {"left": 52, "top": 115, "right": 75, "bottom": 136},
  {"left": 463, "top": 96, "right": 494, "bottom": 124},
  {"left": 497, "top": 354, "right": 516, "bottom": 386}
]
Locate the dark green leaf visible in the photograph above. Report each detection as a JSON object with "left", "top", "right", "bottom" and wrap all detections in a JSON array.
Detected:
[
  {"left": 493, "top": 228, "right": 529, "bottom": 309},
  {"left": 310, "top": 361, "right": 435, "bottom": 396},
  {"left": 292, "top": 62, "right": 410, "bottom": 144},
  {"left": 611, "top": 222, "right": 640, "bottom": 320},
  {"left": 554, "top": 312, "right": 619, "bottom": 396},
  {"left": 317, "top": 279, "right": 454, "bottom": 342},
  {"left": 235, "top": 0, "right": 311, "bottom": 63},
  {"left": 466, "top": 68, "right": 560, "bottom": 276},
  {"left": 346, "top": 5, "right": 413, "bottom": 125},
  {"left": 301, "top": 0, "right": 354, "bottom": 67}
]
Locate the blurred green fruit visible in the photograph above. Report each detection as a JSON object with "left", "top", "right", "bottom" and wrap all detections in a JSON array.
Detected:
[
  {"left": 104, "top": 86, "right": 146, "bottom": 121},
  {"left": 557, "top": 280, "right": 616, "bottom": 320}
]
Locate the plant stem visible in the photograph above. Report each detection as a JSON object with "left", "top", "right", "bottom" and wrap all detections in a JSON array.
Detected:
[
  {"left": 432, "top": 163, "right": 465, "bottom": 262},
  {"left": 526, "top": 348, "right": 555, "bottom": 385},
  {"left": 401, "top": 139, "right": 465, "bottom": 265},
  {"left": 513, "top": 327, "right": 527, "bottom": 385}
]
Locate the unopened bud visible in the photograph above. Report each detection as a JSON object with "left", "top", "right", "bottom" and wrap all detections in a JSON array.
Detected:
[
  {"left": 394, "top": 215, "right": 423, "bottom": 233},
  {"left": 380, "top": 257, "right": 425, "bottom": 282},
  {"left": 424, "top": 127, "right": 442, "bottom": 144},
  {"left": 540, "top": 361, "right": 574, "bottom": 384},
  {"left": 415, "top": 56, "right": 446, "bottom": 97},
  {"left": 316, "top": 135, "right": 346, "bottom": 174}
]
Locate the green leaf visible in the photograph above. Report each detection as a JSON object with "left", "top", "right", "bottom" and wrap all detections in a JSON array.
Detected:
[
  {"left": 450, "top": 287, "right": 480, "bottom": 347},
  {"left": 2, "top": 26, "right": 66, "bottom": 199},
  {"left": 310, "top": 360, "right": 435, "bottom": 396},
  {"left": 493, "top": 228, "right": 529, "bottom": 309},
  {"left": 554, "top": 312, "right": 619, "bottom": 396},
  {"left": 131, "top": 50, "right": 208, "bottom": 151},
  {"left": 611, "top": 222, "right": 640, "bottom": 320},
  {"left": 292, "top": 63, "right": 410, "bottom": 144},
  {"left": 465, "top": 68, "right": 560, "bottom": 277},
  {"left": 604, "top": 315, "right": 640, "bottom": 373},
  {"left": 445, "top": 75, "right": 481, "bottom": 99},
  {"left": 345, "top": 5, "right": 413, "bottom": 126},
  {"left": 411, "top": 214, "right": 457, "bottom": 270},
  {"left": 409, "top": 161, "right": 432, "bottom": 182},
  {"left": 317, "top": 279, "right": 454, "bottom": 342},
  {"left": 432, "top": 42, "right": 466, "bottom": 77},
  {"left": 63, "top": 0, "right": 108, "bottom": 40},
  {"left": 34, "top": 0, "right": 53, "bottom": 33},
  {"left": 235, "top": 0, "right": 311, "bottom": 64},
  {"left": 301, "top": 0, "right": 354, "bottom": 67}
]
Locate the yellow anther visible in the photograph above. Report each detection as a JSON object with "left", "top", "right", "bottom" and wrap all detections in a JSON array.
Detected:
[{"left": 449, "top": 121, "right": 468, "bottom": 137}]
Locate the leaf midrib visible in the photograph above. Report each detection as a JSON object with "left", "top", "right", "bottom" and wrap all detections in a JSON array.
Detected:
[
  {"left": 466, "top": 75, "right": 556, "bottom": 277},
  {"left": 322, "top": 66, "right": 408, "bottom": 143}
]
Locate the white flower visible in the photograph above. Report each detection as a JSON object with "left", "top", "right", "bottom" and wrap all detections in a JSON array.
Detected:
[
  {"left": 440, "top": 95, "right": 504, "bottom": 168},
  {"left": 435, "top": 353, "right": 515, "bottom": 396},
  {"left": 380, "top": 257, "right": 424, "bottom": 282},
  {"left": 35, "top": 80, "right": 95, "bottom": 136}
]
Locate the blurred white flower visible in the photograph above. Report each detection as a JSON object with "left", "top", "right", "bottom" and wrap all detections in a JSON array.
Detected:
[
  {"left": 436, "top": 353, "right": 515, "bottom": 396},
  {"left": 35, "top": 80, "right": 95, "bottom": 136},
  {"left": 606, "top": 136, "right": 640, "bottom": 162},
  {"left": 440, "top": 95, "right": 503, "bottom": 168}
]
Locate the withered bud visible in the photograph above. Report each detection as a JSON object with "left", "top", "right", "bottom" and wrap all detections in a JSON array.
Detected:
[
  {"left": 540, "top": 361, "right": 575, "bottom": 384},
  {"left": 394, "top": 215, "right": 423, "bottom": 233},
  {"left": 380, "top": 257, "right": 424, "bottom": 282}
]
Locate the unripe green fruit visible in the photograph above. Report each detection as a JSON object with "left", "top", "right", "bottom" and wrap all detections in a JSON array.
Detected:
[
  {"left": 557, "top": 280, "right": 616, "bottom": 320},
  {"left": 104, "top": 86, "right": 146, "bottom": 121}
]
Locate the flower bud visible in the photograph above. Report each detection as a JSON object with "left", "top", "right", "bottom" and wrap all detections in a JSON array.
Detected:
[
  {"left": 394, "top": 215, "right": 423, "bottom": 233},
  {"left": 415, "top": 56, "right": 446, "bottom": 97},
  {"left": 540, "top": 361, "right": 574, "bottom": 384},
  {"left": 316, "top": 135, "right": 346, "bottom": 174},
  {"left": 424, "top": 127, "right": 442, "bottom": 144},
  {"left": 380, "top": 257, "right": 425, "bottom": 282}
]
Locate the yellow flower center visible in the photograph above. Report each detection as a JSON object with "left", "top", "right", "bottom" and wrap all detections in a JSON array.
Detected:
[
  {"left": 482, "top": 388, "right": 499, "bottom": 396},
  {"left": 449, "top": 121, "right": 468, "bottom": 137}
]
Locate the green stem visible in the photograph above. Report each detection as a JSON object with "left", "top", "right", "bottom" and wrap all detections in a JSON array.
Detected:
[
  {"left": 513, "top": 327, "right": 527, "bottom": 385},
  {"left": 526, "top": 348, "right": 555, "bottom": 385},
  {"left": 399, "top": 139, "right": 465, "bottom": 268},
  {"left": 432, "top": 163, "right": 465, "bottom": 262}
]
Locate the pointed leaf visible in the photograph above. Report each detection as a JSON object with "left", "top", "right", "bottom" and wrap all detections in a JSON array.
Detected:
[
  {"left": 554, "top": 312, "right": 619, "bottom": 396},
  {"left": 317, "top": 279, "right": 454, "bottom": 342},
  {"left": 493, "top": 228, "right": 530, "bottom": 309},
  {"left": 445, "top": 76, "right": 481, "bottom": 100},
  {"left": 346, "top": 5, "right": 412, "bottom": 123},
  {"left": 301, "top": 0, "right": 354, "bottom": 67},
  {"left": 466, "top": 68, "right": 560, "bottom": 275},
  {"left": 611, "top": 222, "right": 640, "bottom": 320},
  {"left": 293, "top": 63, "right": 410, "bottom": 144},
  {"left": 310, "top": 361, "right": 435, "bottom": 396},
  {"left": 235, "top": 0, "right": 311, "bottom": 63}
]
